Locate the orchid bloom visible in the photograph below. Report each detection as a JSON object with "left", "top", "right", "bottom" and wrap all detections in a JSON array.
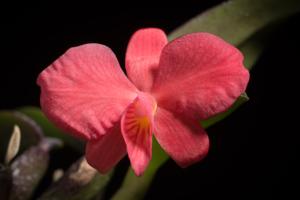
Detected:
[{"left": 37, "top": 28, "right": 249, "bottom": 176}]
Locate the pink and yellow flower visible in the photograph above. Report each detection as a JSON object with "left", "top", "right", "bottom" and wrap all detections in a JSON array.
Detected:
[{"left": 37, "top": 28, "right": 249, "bottom": 176}]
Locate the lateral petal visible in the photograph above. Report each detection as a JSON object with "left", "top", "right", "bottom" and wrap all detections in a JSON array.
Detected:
[
  {"left": 154, "top": 107, "right": 209, "bottom": 167},
  {"left": 86, "top": 123, "right": 126, "bottom": 174},
  {"left": 125, "top": 28, "right": 168, "bottom": 91},
  {"left": 152, "top": 33, "right": 249, "bottom": 120},
  {"left": 37, "top": 44, "right": 137, "bottom": 140}
]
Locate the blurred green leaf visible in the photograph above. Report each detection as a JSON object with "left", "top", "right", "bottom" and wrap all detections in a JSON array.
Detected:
[
  {"left": 169, "top": 0, "right": 300, "bottom": 45},
  {"left": 240, "top": 39, "right": 265, "bottom": 70},
  {"left": 239, "top": 31, "right": 269, "bottom": 70},
  {"left": 18, "top": 106, "right": 84, "bottom": 153}
]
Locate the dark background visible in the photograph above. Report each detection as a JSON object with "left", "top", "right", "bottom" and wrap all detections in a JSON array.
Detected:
[{"left": 1, "top": 1, "right": 300, "bottom": 199}]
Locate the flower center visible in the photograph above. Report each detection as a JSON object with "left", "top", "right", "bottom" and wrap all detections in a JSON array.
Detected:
[
  {"left": 136, "top": 116, "right": 150, "bottom": 129},
  {"left": 122, "top": 92, "right": 157, "bottom": 136}
]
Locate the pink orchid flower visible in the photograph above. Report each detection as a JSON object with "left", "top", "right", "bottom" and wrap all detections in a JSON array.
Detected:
[{"left": 37, "top": 28, "right": 249, "bottom": 176}]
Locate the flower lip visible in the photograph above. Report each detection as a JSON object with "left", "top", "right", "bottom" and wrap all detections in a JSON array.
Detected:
[{"left": 120, "top": 91, "right": 157, "bottom": 176}]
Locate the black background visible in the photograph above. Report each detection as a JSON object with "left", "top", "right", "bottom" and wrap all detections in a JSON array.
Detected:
[{"left": 1, "top": 1, "right": 300, "bottom": 199}]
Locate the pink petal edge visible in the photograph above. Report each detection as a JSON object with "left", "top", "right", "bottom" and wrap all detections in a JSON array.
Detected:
[
  {"left": 37, "top": 44, "right": 137, "bottom": 140},
  {"left": 154, "top": 107, "right": 209, "bottom": 167},
  {"left": 125, "top": 28, "right": 168, "bottom": 92},
  {"left": 152, "top": 32, "right": 250, "bottom": 120}
]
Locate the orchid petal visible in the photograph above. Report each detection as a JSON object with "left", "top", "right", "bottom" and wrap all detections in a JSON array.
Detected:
[
  {"left": 37, "top": 44, "right": 137, "bottom": 140},
  {"left": 86, "top": 123, "right": 126, "bottom": 173},
  {"left": 125, "top": 28, "right": 168, "bottom": 91},
  {"left": 121, "top": 92, "right": 157, "bottom": 176},
  {"left": 154, "top": 107, "right": 209, "bottom": 167},
  {"left": 152, "top": 33, "right": 249, "bottom": 120}
]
